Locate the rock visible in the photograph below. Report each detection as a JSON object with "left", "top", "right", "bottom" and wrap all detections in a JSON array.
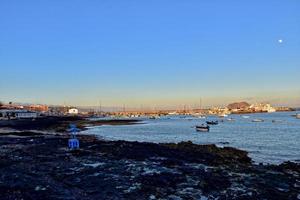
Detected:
[
  {"left": 0, "top": 133, "right": 299, "bottom": 199},
  {"left": 163, "top": 141, "right": 252, "bottom": 166},
  {"left": 227, "top": 102, "right": 250, "bottom": 110}
]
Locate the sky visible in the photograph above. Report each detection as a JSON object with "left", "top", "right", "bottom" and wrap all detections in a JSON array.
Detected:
[{"left": 0, "top": 0, "right": 300, "bottom": 108}]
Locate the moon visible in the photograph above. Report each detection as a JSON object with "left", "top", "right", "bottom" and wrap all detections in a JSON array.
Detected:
[{"left": 278, "top": 39, "right": 283, "bottom": 43}]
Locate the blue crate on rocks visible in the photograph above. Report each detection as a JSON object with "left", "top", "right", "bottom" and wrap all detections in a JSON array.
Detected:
[
  {"left": 68, "top": 124, "right": 80, "bottom": 150},
  {"left": 68, "top": 138, "right": 80, "bottom": 149}
]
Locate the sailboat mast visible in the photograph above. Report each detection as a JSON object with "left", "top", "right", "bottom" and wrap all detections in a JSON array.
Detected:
[
  {"left": 199, "top": 98, "right": 202, "bottom": 110},
  {"left": 99, "top": 100, "right": 102, "bottom": 113}
]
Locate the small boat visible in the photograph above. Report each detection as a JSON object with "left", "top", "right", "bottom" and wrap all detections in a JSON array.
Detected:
[
  {"left": 218, "top": 114, "right": 228, "bottom": 118},
  {"left": 272, "top": 120, "right": 283, "bottom": 123},
  {"left": 242, "top": 115, "right": 250, "bottom": 119},
  {"left": 198, "top": 116, "right": 206, "bottom": 119},
  {"left": 227, "top": 118, "right": 235, "bottom": 121},
  {"left": 206, "top": 121, "right": 218, "bottom": 125},
  {"left": 149, "top": 116, "right": 159, "bottom": 119},
  {"left": 196, "top": 125, "right": 210, "bottom": 132},
  {"left": 252, "top": 119, "right": 264, "bottom": 122}
]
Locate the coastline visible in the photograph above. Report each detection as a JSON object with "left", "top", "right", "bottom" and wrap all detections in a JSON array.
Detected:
[
  {"left": 0, "top": 130, "right": 299, "bottom": 199},
  {"left": 0, "top": 116, "right": 142, "bottom": 132}
]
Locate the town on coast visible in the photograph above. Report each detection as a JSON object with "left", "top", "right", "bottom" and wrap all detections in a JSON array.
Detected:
[{"left": 0, "top": 100, "right": 299, "bottom": 199}]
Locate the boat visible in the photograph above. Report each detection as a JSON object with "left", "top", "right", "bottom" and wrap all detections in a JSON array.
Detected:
[
  {"left": 272, "top": 120, "right": 283, "bottom": 123},
  {"left": 206, "top": 120, "right": 218, "bottom": 125},
  {"left": 227, "top": 118, "right": 235, "bottom": 121},
  {"left": 296, "top": 114, "right": 300, "bottom": 119},
  {"left": 242, "top": 115, "right": 250, "bottom": 119},
  {"left": 198, "top": 116, "right": 206, "bottom": 119},
  {"left": 252, "top": 119, "right": 264, "bottom": 122},
  {"left": 196, "top": 125, "right": 210, "bottom": 132},
  {"left": 218, "top": 114, "right": 228, "bottom": 118}
]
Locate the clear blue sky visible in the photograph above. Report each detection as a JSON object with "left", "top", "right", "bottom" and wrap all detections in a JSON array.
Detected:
[{"left": 0, "top": 0, "right": 299, "bottom": 108}]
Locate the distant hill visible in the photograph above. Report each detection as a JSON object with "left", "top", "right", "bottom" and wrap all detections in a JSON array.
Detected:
[{"left": 227, "top": 102, "right": 250, "bottom": 110}]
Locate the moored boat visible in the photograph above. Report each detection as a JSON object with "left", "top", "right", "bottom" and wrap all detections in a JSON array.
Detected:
[
  {"left": 196, "top": 125, "right": 210, "bottom": 132},
  {"left": 206, "top": 120, "right": 218, "bottom": 125},
  {"left": 149, "top": 116, "right": 160, "bottom": 120},
  {"left": 252, "top": 119, "right": 264, "bottom": 122},
  {"left": 227, "top": 118, "right": 235, "bottom": 122},
  {"left": 272, "top": 120, "right": 283, "bottom": 123},
  {"left": 198, "top": 116, "right": 206, "bottom": 119},
  {"left": 218, "top": 114, "right": 228, "bottom": 118}
]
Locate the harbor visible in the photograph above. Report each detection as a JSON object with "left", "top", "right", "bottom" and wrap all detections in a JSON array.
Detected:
[
  {"left": 82, "top": 111, "right": 300, "bottom": 164},
  {"left": 1, "top": 0, "right": 300, "bottom": 198},
  {"left": 1, "top": 102, "right": 299, "bottom": 164}
]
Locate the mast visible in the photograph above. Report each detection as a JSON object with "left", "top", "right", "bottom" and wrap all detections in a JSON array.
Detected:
[
  {"left": 98, "top": 100, "right": 102, "bottom": 113},
  {"left": 199, "top": 98, "right": 202, "bottom": 110}
]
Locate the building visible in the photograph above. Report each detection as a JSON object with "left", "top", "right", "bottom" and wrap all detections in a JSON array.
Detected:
[
  {"left": 68, "top": 108, "right": 79, "bottom": 115},
  {"left": 250, "top": 103, "right": 276, "bottom": 113},
  {"left": 0, "top": 110, "right": 38, "bottom": 119},
  {"left": 15, "top": 111, "right": 38, "bottom": 118},
  {"left": 208, "top": 107, "right": 231, "bottom": 115},
  {"left": 24, "top": 104, "right": 49, "bottom": 112}
]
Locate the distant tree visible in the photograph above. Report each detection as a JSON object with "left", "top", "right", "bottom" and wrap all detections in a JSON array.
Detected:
[{"left": 0, "top": 101, "right": 3, "bottom": 107}]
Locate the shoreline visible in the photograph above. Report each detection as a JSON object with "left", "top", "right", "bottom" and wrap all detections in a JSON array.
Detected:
[
  {"left": 0, "top": 131, "right": 299, "bottom": 199},
  {"left": 2, "top": 115, "right": 298, "bottom": 165},
  {"left": 0, "top": 116, "right": 142, "bottom": 132}
]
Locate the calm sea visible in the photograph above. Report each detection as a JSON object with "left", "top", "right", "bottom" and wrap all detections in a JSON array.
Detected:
[{"left": 83, "top": 111, "right": 300, "bottom": 164}]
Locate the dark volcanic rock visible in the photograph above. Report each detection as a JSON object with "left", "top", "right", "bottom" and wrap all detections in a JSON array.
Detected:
[
  {"left": 164, "top": 141, "right": 252, "bottom": 165},
  {"left": 0, "top": 117, "right": 142, "bottom": 132},
  {"left": 0, "top": 133, "right": 299, "bottom": 200}
]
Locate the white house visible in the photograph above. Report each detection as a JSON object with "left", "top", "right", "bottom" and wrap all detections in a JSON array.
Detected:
[
  {"left": 250, "top": 103, "right": 276, "bottom": 113},
  {"left": 16, "top": 111, "right": 38, "bottom": 118},
  {"left": 68, "top": 108, "right": 79, "bottom": 115},
  {"left": 0, "top": 110, "right": 38, "bottom": 119}
]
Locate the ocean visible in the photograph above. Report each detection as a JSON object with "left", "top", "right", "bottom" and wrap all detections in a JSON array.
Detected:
[{"left": 83, "top": 111, "right": 300, "bottom": 164}]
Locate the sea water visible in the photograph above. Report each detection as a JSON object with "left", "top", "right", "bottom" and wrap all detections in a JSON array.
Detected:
[{"left": 83, "top": 111, "right": 300, "bottom": 164}]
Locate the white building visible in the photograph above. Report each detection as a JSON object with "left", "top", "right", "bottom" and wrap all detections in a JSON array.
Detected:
[
  {"left": 16, "top": 111, "right": 38, "bottom": 118},
  {"left": 68, "top": 108, "right": 79, "bottom": 115},
  {"left": 250, "top": 103, "right": 276, "bottom": 113},
  {"left": 0, "top": 110, "right": 38, "bottom": 119}
]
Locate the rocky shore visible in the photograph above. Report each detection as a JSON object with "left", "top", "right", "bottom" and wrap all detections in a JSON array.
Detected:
[
  {"left": 0, "top": 116, "right": 142, "bottom": 132},
  {"left": 0, "top": 131, "right": 299, "bottom": 200}
]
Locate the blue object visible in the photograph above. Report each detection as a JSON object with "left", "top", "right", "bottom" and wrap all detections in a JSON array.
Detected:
[
  {"left": 68, "top": 124, "right": 81, "bottom": 134},
  {"left": 68, "top": 124, "right": 80, "bottom": 149},
  {"left": 68, "top": 138, "right": 80, "bottom": 149}
]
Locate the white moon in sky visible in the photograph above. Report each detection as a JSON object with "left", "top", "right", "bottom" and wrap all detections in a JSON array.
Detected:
[{"left": 278, "top": 39, "right": 283, "bottom": 43}]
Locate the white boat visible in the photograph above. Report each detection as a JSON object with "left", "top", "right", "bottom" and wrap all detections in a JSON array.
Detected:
[
  {"left": 218, "top": 114, "right": 228, "bottom": 118},
  {"left": 252, "top": 119, "right": 264, "bottom": 122},
  {"left": 149, "top": 116, "right": 160, "bottom": 119},
  {"left": 198, "top": 116, "right": 206, "bottom": 119},
  {"left": 196, "top": 125, "right": 210, "bottom": 132},
  {"left": 242, "top": 116, "right": 250, "bottom": 119},
  {"left": 227, "top": 118, "right": 235, "bottom": 121},
  {"left": 272, "top": 120, "right": 283, "bottom": 123}
]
